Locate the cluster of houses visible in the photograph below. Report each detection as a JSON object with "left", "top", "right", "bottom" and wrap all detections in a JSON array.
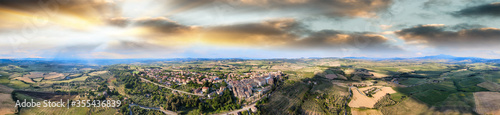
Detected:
[
  {"left": 226, "top": 71, "right": 282, "bottom": 100},
  {"left": 140, "top": 69, "right": 224, "bottom": 86},
  {"left": 138, "top": 68, "right": 283, "bottom": 100}
]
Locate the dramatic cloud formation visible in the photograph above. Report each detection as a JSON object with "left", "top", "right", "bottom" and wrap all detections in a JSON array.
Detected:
[
  {"left": 123, "top": 18, "right": 401, "bottom": 53},
  {"left": 1, "top": 0, "right": 500, "bottom": 58},
  {"left": 0, "top": 0, "right": 119, "bottom": 29},
  {"left": 396, "top": 24, "right": 500, "bottom": 49},
  {"left": 453, "top": 2, "right": 500, "bottom": 17},
  {"left": 200, "top": 19, "right": 304, "bottom": 47},
  {"left": 196, "top": 19, "right": 402, "bottom": 52}
]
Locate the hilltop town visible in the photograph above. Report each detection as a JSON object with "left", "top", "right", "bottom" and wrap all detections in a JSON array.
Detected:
[{"left": 139, "top": 68, "right": 283, "bottom": 101}]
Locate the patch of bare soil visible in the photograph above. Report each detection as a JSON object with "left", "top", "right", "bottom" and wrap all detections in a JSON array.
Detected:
[
  {"left": 23, "top": 72, "right": 45, "bottom": 78},
  {"left": 0, "top": 85, "right": 15, "bottom": 115},
  {"left": 369, "top": 72, "right": 388, "bottom": 78},
  {"left": 0, "top": 85, "right": 14, "bottom": 93},
  {"left": 348, "top": 86, "right": 396, "bottom": 108},
  {"left": 474, "top": 92, "right": 500, "bottom": 115},
  {"left": 0, "top": 93, "right": 16, "bottom": 115},
  {"left": 13, "top": 77, "right": 35, "bottom": 84},
  {"left": 43, "top": 72, "right": 67, "bottom": 80}
]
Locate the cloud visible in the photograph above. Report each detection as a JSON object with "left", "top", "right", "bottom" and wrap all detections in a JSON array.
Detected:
[
  {"left": 102, "top": 40, "right": 171, "bottom": 53},
  {"left": 107, "top": 17, "right": 129, "bottom": 27},
  {"left": 395, "top": 24, "right": 500, "bottom": 49},
  {"left": 216, "top": 0, "right": 394, "bottom": 18},
  {"left": 133, "top": 17, "right": 198, "bottom": 34},
  {"left": 453, "top": 2, "right": 500, "bottom": 17},
  {"left": 200, "top": 18, "right": 306, "bottom": 47},
  {"left": 293, "top": 30, "right": 403, "bottom": 52},
  {"left": 123, "top": 18, "right": 402, "bottom": 53},
  {"left": 121, "top": 17, "right": 201, "bottom": 50},
  {"left": 196, "top": 19, "right": 403, "bottom": 52},
  {"left": 0, "top": 0, "right": 120, "bottom": 30},
  {"left": 423, "top": 0, "right": 452, "bottom": 9},
  {"left": 0, "top": 0, "right": 402, "bottom": 58}
]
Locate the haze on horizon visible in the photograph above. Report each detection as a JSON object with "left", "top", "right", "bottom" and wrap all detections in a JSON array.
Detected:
[{"left": 1, "top": 0, "right": 500, "bottom": 59}]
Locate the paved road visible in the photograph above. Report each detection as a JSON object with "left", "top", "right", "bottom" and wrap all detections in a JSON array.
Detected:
[
  {"left": 129, "top": 103, "right": 178, "bottom": 115},
  {"left": 140, "top": 77, "right": 206, "bottom": 97},
  {"left": 216, "top": 103, "right": 257, "bottom": 115},
  {"left": 346, "top": 86, "right": 352, "bottom": 115}
]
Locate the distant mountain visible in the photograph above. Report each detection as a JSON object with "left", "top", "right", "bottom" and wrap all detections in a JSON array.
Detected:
[
  {"left": 2, "top": 55, "right": 499, "bottom": 66},
  {"left": 344, "top": 54, "right": 496, "bottom": 63},
  {"left": 342, "top": 57, "right": 381, "bottom": 60},
  {"left": 413, "top": 54, "right": 457, "bottom": 60},
  {"left": 410, "top": 54, "right": 490, "bottom": 62},
  {"left": 0, "top": 58, "right": 264, "bottom": 65}
]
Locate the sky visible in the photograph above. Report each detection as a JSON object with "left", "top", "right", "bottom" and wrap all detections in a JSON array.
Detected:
[{"left": 1, "top": 0, "right": 500, "bottom": 59}]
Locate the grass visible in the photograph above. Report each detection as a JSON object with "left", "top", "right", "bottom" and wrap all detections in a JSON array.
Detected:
[
  {"left": 300, "top": 98, "right": 324, "bottom": 115},
  {"left": 20, "top": 105, "right": 90, "bottom": 115},
  {"left": 411, "top": 70, "right": 447, "bottom": 78},
  {"left": 452, "top": 77, "right": 488, "bottom": 92},
  {"left": 482, "top": 71, "right": 500, "bottom": 84},
  {"left": 91, "top": 107, "right": 118, "bottom": 115},
  {"left": 40, "top": 75, "right": 90, "bottom": 84},
  {"left": 437, "top": 92, "right": 474, "bottom": 108},
  {"left": 413, "top": 89, "right": 454, "bottom": 105},
  {"left": 380, "top": 98, "right": 430, "bottom": 115},
  {"left": 8, "top": 80, "right": 31, "bottom": 89},
  {"left": 444, "top": 70, "right": 476, "bottom": 78},
  {"left": 8, "top": 73, "right": 23, "bottom": 79},
  {"left": 0, "top": 71, "right": 10, "bottom": 84},
  {"left": 389, "top": 93, "right": 407, "bottom": 102},
  {"left": 395, "top": 81, "right": 457, "bottom": 106},
  {"left": 261, "top": 80, "right": 309, "bottom": 114},
  {"left": 398, "top": 78, "right": 426, "bottom": 86},
  {"left": 351, "top": 108, "right": 382, "bottom": 115},
  {"left": 423, "top": 92, "right": 476, "bottom": 114},
  {"left": 367, "top": 67, "right": 400, "bottom": 75},
  {"left": 88, "top": 71, "right": 108, "bottom": 76},
  {"left": 395, "top": 69, "right": 488, "bottom": 107}
]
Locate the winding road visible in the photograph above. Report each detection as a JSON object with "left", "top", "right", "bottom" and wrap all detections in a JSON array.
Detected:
[
  {"left": 129, "top": 103, "right": 178, "bottom": 115},
  {"left": 139, "top": 77, "right": 206, "bottom": 97},
  {"left": 215, "top": 103, "right": 257, "bottom": 115}
]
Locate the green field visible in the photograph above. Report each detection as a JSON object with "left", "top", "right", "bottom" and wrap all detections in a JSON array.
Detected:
[
  {"left": 398, "top": 78, "right": 426, "bottom": 86},
  {"left": 0, "top": 71, "right": 10, "bottom": 84},
  {"left": 434, "top": 92, "right": 475, "bottom": 112},
  {"left": 389, "top": 93, "right": 407, "bottom": 102},
  {"left": 396, "top": 81, "right": 456, "bottom": 105},
  {"left": 38, "top": 75, "right": 90, "bottom": 85},
  {"left": 8, "top": 80, "right": 31, "bottom": 89}
]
